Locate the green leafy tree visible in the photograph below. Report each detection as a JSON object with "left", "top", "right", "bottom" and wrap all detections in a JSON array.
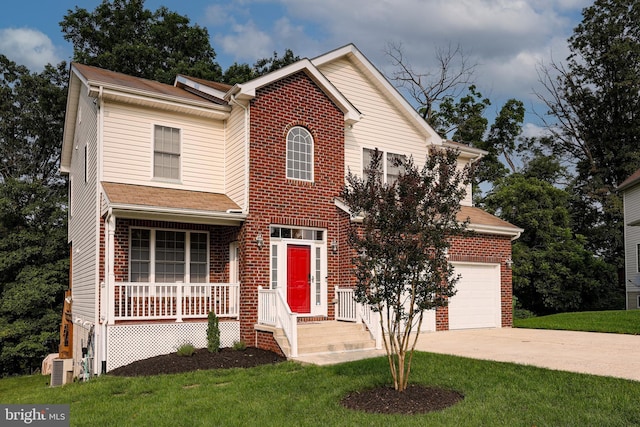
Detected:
[
  {"left": 0, "top": 56, "right": 69, "bottom": 375},
  {"left": 341, "top": 147, "right": 473, "bottom": 392},
  {"left": 484, "top": 174, "right": 620, "bottom": 314},
  {"left": 222, "top": 49, "right": 300, "bottom": 85},
  {"left": 60, "top": 0, "right": 222, "bottom": 84},
  {"left": 537, "top": 0, "right": 640, "bottom": 268}
]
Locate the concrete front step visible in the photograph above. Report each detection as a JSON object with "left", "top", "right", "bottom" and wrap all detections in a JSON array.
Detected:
[{"left": 275, "top": 321, "right": 378, "bottom": 358}]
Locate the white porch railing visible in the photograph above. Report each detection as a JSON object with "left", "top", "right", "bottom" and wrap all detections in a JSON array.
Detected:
[
  {"left": 111, "top": 282, "right": 239, "bottom": 322},
  {"left": 335, "top": 286, "right": 382, "bottom": 349},
  {"left": 257, "top": 287, "right": 298, "bottom": 357}
]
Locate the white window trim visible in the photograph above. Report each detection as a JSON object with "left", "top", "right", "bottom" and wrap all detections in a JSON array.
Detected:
[
  {"left": 128, "top": 227, "right": 209, "bottom": 284},
  {"left": 151, "top": 124, "right": 182, "bottom": 183},
  {"left": 269, "top": 225, "right": 327, "bottom": 316},
  {"left": 362, "top": 147, "right": 406, "bottom": 184},
  {"left": 286, "top": 126, "right": 314, "bottom": 182}
]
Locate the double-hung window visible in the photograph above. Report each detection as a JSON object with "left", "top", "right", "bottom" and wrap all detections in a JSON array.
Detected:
[
  {"left": 286, "top": 126, "right": 313, "bottom": 181},
  {"left": 362, "top": 148, "right": 406, "bottom": 184},
  {"left": 154, "top": 125, "right": 180, "bottom": 180},
  {"left": 129, "top": 229, "right": 208, "bottom": 283}
]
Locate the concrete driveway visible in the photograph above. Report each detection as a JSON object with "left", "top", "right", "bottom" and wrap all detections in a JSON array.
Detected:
[
  {"left": 298, "top": 328, "right": 640, "bottom": 382},
  {"left": 414, "top": 328, "right": 640, "bottom": 382}
]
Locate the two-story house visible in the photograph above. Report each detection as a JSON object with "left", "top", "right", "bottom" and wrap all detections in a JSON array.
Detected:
[
  {"left": 619, "top": 168, "right": 640, "bottom": 309},
  {"left": 59, "top": 44, "right": 522, "bottom": 376}
]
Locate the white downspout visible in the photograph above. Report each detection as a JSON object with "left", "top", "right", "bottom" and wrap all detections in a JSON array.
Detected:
[
  {"left": 101, "top": 211, "right": 115, "bottom": 374},
  {"left": 97, "top": 86, "right": 109, "bottom": 374}
]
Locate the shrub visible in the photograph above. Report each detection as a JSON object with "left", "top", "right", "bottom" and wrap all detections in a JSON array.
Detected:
[
  {"left": 232, "top": 340, "right": 247, "bottom": 351},
  {"left": 207, "top": 311, "right": 220, "bottom": 353},
  {"left": 177, "top": 343, "right": 195, "bottom": 357}
]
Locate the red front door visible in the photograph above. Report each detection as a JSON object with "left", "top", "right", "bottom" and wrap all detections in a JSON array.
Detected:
[{"left": 287, "top": 245, "right": 311, "bottom": 313}]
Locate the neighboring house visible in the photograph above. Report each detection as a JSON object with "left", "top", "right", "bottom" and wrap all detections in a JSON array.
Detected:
[
  {"left": 619, "top": 168, "right": 640, "bottom": 309},
  {"left": 59, "top": 44, "right": 523, "bottom": 376}
]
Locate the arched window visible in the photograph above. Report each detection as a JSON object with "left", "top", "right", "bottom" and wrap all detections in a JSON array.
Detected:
[{"left": 286, "top": 126, "right": 313, "bottom": 181}]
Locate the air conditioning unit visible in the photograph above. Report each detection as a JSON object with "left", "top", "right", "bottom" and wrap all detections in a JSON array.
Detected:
[{"left": 50, "top": 358, "right": 74, "bottom": 387}]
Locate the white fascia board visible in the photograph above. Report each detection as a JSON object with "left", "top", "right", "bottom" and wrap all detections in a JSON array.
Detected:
[
  {"left": 312, "top": 44, "right": 442, "bottom": 145},
  {"left": 60, "top": 67, "right": 87, "bottom": 174},
  {"left": 469, "top": 224, "right": 524, "bottom": 240},
  {"left": 226, "top": 59, "right": 361, "bottom": 125},
  {"left": 443, "top": 140, "right": 487, "bottom": 160},
  {"left": 175, "top": 75, "right": 227, "bottom": 100}
]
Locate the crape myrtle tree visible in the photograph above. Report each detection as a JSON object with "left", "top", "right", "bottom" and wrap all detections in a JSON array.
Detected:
[{"left": 341, "top": 147, "right": 473, "bottom": 392}]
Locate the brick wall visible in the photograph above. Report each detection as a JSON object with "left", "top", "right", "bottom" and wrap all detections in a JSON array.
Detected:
[{"left": 240, "top": 71, "right": 347, "bottom": 342}]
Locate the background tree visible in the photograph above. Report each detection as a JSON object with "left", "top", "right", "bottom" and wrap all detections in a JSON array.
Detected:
[
  {"left": 536, "top": 0, "right": 640, "bottom": 270},
  {"left": 60, "top": 0, "right": 222, "bottom": 84},
  {"left": 386, "top": 42, "right": 476, "bottom": 125},
  {"left": 484, "top": 172, "right": 620, "bottom": 314},
  {"left": 0, "top": 56, "right": 68, "bottom": 375},
  {"left": 341, "top": 147, "right": 472, "bottom": 392},
  {"left": 222, "top": 49, "right": 300, "bottom": 85}
]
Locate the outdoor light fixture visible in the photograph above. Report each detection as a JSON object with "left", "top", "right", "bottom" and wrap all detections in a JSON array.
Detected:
[
  {"left": 256, "top": 233, "right": 264, "bottom": 249},
  {"left": 331, "top": 238, "right": 338, "bottom": 254},
  {"left": 505, "top": 257, "right": 513, "bottom": 268}
]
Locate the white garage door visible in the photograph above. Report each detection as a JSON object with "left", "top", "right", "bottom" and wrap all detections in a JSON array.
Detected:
[{"left": 448, "top": 263, "right": 501, "bottom": 329}]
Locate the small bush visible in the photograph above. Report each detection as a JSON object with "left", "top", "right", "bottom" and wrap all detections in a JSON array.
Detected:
[
  {"left": 207, "top": 311, "right": 220, "bottom": 353},
  {"left": 232, "top": 340, "right": 247, "bottom": 351},
  {"left": 176, "top": 343, "right": 195, "bottom": 357}
]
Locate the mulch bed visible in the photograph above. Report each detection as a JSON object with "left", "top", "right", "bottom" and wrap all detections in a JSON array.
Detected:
[
  {"left": 108, "top": 347, "right": 286, "bottom": 377},
  {"left": 108, "top": 347, "right": 463, "bottom": 414},
  {"left": 341, "top": 384, "right": 464, "bottom": 414}
]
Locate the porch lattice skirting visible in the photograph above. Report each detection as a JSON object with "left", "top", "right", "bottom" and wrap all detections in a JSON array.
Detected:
[{"left": 106, "top": 321, "right": 240, "bottom": 371}]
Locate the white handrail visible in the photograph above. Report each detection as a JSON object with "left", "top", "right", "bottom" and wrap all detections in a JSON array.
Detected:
[
  {"left": 257, "top": 286, "right": 298, "bottom": 357},
  {"left": 335, "top": 285, "right": 382, "bottom": 349}
]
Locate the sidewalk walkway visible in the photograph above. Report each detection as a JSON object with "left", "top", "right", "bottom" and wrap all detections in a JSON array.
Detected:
[{"left": 296, "top": 328, "right": 640, "bottom": 382}]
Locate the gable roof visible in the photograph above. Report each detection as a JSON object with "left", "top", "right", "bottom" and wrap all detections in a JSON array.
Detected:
[
  {"left": 225, "top": 59, "right": 362, "bottom": 125},
  {"left": 618, "top": 168, "right": 640, "bottom": 192},
  {"left": 312, "top": 44, "right": 444, "bottom": 147}
]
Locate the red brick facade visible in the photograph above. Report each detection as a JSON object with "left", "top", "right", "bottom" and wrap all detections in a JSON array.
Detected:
[{"left": 239, "top": 71, "right": 347, "bottom": 343}]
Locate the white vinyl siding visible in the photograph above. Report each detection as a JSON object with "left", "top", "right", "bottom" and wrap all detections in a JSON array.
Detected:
[
  {"left": 457, "top": 158, "right": 473, "bottom": 207},
  {"left": 624, "top": 187, "right": 640, "bottom": 297},
  {"left": 225, "top": 104, "right": 247, "bottom": 208},
  {"left": 101, "top": 103, "right": 225, "bottom": 193},
  {"left": 317, "top": 58, "right": 430, "bottom": 180},
  {"left": 68, "top": 89, "right": 100, "bottom": 322}
]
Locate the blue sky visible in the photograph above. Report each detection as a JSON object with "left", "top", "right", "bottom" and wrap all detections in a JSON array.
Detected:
[{"left": 0, "top": 0, "right": 591, "bottom": 134}]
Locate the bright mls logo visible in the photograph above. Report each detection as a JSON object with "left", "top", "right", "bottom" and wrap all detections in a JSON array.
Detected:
[{"left": 1, "top": 405, "right": 69, "bottom": 426}]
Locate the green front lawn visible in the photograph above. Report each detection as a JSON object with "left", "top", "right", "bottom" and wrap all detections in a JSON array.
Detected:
[
  {"left": 514, "top": 309, "right": 640, "bottom": 335},
  {"left": 3, "top": 352, "right": 639, "bottom": 426}
]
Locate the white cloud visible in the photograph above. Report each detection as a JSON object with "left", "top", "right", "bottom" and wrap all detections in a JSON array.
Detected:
[
  {"left": 205, "top": 4, "right": 232, "bottom": 26},
  {"left": 215, "top": 20, "right": 274, "bottom": 63},
  {"left": 258, "top": 0, "right": 584, "bottom": 116},
  {"left": 0, "top": 28, "right": 60, "bottom": 70}
]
